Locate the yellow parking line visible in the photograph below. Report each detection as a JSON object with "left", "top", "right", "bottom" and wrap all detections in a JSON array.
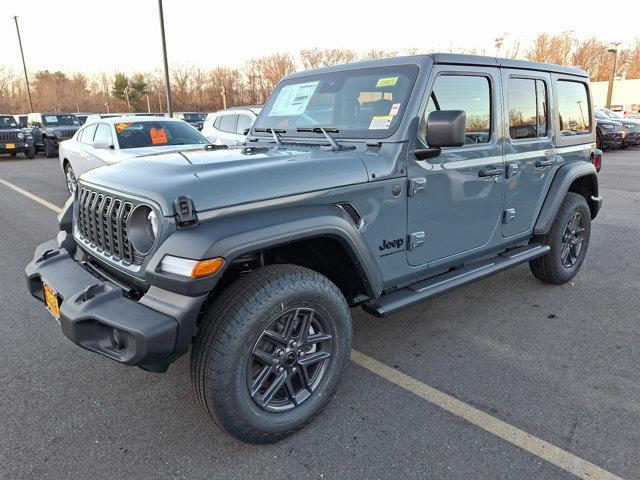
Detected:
[
  {"left": 0, "top": 178, "right": 62, "bottom": 214},
  {"left": 351, "top": 350, "right": 624, "bottom": 480},
  {"left": 0, "top": 177, "right": 624, "bottom": 480}
]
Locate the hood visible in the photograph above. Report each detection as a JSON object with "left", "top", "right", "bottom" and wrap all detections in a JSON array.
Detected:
[
  {"left": 81, "top": 146, "right": 369, "bottom": 215},
  {"left": 597, "top": 118, "right": 622, "bottom": 126}
]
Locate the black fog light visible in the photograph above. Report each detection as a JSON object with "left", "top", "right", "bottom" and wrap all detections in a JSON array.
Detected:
[{"left": 110, "top": 328, "right": 127, "bottom": 351}]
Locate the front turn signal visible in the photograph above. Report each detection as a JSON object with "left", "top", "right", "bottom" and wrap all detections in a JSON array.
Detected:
[{"left": 160, "top": 255, "right": 225, "bottom": 278}]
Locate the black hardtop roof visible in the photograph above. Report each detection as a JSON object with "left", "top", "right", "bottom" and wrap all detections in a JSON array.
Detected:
[{"left": 285, "top": 53, "right": 588, "bottom": 79}]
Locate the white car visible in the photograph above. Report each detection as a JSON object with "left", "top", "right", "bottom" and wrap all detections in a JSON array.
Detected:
[
  {"left": 59, "top": 116, "right": 210, "bottom": 195},
  {"left": 201, "top": 106, "right": 261, "bottom": 146}
]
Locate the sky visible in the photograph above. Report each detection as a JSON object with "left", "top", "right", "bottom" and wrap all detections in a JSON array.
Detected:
[{"left": 2, "top": 0, "right": 639, "bottom": 74}]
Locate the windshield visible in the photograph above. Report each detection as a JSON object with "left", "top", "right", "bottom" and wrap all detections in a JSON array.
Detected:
[
  {"left": 114, "top": 120, "right": 210, "bottom": 149},
  {"left": 0, "top": 116, "right": 18, "bottom": 129},
  {"left": 253, "top": 65, "right": 418, "bottom": 139},
  {"left": 43, "top": 114, "right": 79, "bottom": 126},
  {"left": 184, "top": 113, "right": 206, "bottom": 122}
]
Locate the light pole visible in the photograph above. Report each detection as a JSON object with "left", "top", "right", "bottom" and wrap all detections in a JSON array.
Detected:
[
  {"left": 157, "top": 0, "right": 173, "bottom": 117},
  {"left": 606, "top": 43, "right": 620, "bottom": 108},
  {"left": 12, "top": 16, "right": 33, "bottom": 113}
]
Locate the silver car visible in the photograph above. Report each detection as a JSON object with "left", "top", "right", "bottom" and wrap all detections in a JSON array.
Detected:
[{"left": 58, "top": 116, "right": 210, "bottom": 195}]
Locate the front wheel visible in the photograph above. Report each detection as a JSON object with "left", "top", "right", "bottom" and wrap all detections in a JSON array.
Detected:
[
  {"left": 44, "top": 138, "right": 57, "bottom": 158},
  {"left": 530, "top": 192, "right": 591, "bottom": 284},
  {"left": 25, "top": 145, "right": 36, "bottom": 159},
  {"left": 190, "top": 264, "right": 352, "bottom": 444},
  {"left": 64, "top": 163, "right": 77, "bottom": 195}
]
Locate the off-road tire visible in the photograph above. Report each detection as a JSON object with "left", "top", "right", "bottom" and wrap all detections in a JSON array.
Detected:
[
  {"left": 190, "top": 264, "right": 352, "bottom": 444},
  {"left": 44, "top": 138, "right": 56, "bottom": 158},
  {"left": 530, "top": 192, "right": 591, "bottom": 284},
  {"left": 25, "top": 145, "right": 36, "bottom": 159}
]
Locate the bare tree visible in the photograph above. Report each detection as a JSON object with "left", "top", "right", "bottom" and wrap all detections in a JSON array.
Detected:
[{"left": 299, "top": 48, "right": 358, "bottom": 69}]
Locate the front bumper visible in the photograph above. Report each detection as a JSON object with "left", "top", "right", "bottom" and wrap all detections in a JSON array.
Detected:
[
  {"left": 25, "top": 238, "right": 207, "bottom": 372},
  {"left": 622, "top": 131, "right": 640, "bottom": 146},
  {"left": 0, "top": 142, "right": 31, "bottom": 154},
  {"left": 600, "top": 131, "right": 623, "bottom": 149}
]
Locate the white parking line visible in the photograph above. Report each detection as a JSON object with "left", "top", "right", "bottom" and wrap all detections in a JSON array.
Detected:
[
  {"left": 0, "top": 178, "right": 62, "bottom": 214},
  {"left": 0, "top": 176, "right": 624, "bottom": 480},
  {"left": 351, "top": 350, "right": 623, "bottom": 480}
]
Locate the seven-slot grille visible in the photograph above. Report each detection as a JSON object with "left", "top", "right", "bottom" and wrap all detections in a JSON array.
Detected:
[
  {"left": 58, "top": 130, "right": 75, "bottom": 139},
  {"left": 0, "top": 132, "right": 21, "bottom": 142},
  {"left": 76, "top": 187, "right": 144, "bottom": 265}
]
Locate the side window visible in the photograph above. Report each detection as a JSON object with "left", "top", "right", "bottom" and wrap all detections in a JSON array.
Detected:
[
  {"left": 507, "top": 78, "right": 548, "bottom": 139},
  {"left": 236, "top": 114, "right": 253, "bottom": 134},
  {"left": 218, "top": 114, "right": 238, "bottom": 133},
  {"left": 423, "top": 75, "right": 491, "bottom": 145},
  {"left": 77, "top": 128, "right": 85, "bottom": 143},
  {"left": 81, "top": 124, "right": 98, "bottom": 144},
  {"left": 92, "top": 123, "right": 112, "bottom": 145},
  {"left": 557, "top": 80, "right": 590, "bottom": 135}
]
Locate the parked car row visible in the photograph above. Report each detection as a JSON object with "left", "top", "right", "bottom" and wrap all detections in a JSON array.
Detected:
[{"left": 595, "top": 107, "right": 640, "bottom": 150}]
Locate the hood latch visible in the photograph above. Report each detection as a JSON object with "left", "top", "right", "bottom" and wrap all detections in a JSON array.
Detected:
[{"left": 174, "top": 196, "right": 197, "bottom": 227}]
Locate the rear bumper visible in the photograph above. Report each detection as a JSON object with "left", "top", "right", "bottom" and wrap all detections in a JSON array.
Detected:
[{"left": 25, "top": 238, "right": 207, "bottom": 371}]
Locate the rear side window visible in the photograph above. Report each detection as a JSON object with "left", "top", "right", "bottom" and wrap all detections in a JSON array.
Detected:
[
  {"left": 423, "top": 75, "right": 491, "bottom": 145},
  {"left": 93, "top": 123, "right": 113, "bottom": 145},
  {"left": 218, "top": 114, "right": 238, "bottom": 133},
  {"left": 557, "top": 80, "right": 590, "bottom": 135},
  {"left": 213, "top": 116, "right": 222, "bottom": 129},
  {"left": 507, "top": 78, "right": 548, "bottom": 139},
  {"left": 236, "top": 114, "right": 253, "bottom": 134}
]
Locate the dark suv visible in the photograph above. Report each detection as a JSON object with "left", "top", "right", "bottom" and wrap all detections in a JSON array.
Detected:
[
  {"left": 0, "top": 115, "right": 35, "bottom": 158},
  {"left": 173, "top": 112, "right": 207, "bottom": 130},
  {"left": 26, "top": 54, "right": 602, "bottom": 444},
  {"left": 27, "top": 113, "right": 80, "bottom": 157}
]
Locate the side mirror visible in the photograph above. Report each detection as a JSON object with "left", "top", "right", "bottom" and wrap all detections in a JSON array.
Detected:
[
  {"left": 92, "top": 140, "right": 113, "bottom": 150},
  {"left": 243, "top": 128, "right": 250, "bottom": 135},
  {"left": 415, "top": 110, "right": 466, "bottom": 160}
]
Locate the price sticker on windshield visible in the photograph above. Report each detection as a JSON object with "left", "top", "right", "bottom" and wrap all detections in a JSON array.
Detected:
[
  {"left": 369, "top": 115, "right": 393, "bottom": 130},
  {"left": 375, "top": 77, "right": 398, "bottom": 88},
  {"left": 150, "top": 127, "right": 168, "bottom": 145}
]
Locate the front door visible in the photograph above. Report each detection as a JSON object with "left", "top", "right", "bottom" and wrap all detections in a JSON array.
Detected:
[
  {"left": 501, "top": 70, "right": 556, "bottom": 237},
  {"left": 407, "top": 67, "right": 505, "bottom": 267}
]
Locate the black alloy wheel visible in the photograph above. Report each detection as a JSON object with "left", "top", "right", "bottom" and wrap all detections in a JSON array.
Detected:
[{"left": 248, "top": 307, "right": 332, "bottom": 412}]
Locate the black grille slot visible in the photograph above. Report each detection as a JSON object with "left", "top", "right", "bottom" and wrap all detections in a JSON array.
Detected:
[
  {"left": 335, "top": 203, "right": 362, "bottom": 227},
  {"left": 77, "top": 186, "right": 141, "bottom": 265},
  {"left": 0, "top": 132, "right": 21, "bottom": 142}
]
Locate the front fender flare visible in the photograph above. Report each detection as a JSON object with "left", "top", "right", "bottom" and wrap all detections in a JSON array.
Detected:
[
  {"left": 145, "top": 205, "right": 383, "bottom": 297},
  {"left": 534, "top": 161, "right": 599, "bottom": 235}
]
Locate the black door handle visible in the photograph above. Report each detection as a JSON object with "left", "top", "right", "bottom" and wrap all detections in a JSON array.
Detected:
[
  {"left": 479, "top": 167, "right": 503, "bottom": 177},
  {"left": 535, "top": 158, "right": 555, "bottom": 168}
]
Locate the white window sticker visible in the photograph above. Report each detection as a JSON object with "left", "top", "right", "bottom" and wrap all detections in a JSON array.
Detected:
[
  {"left": 369, "top": 115, "right": 393, "bottom": 130},
  {"left": 389, "top": 103, "right": 401, "bottom": 116},
  {"left": 268, "top": 81, "right": 320, "bottom": 117}
]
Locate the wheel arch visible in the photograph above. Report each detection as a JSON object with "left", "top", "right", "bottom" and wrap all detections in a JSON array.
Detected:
[
  {"left": 145, "top": 204, "right": 383, "bottom": 302},
  {"left": 534, "top": 161, "right": 600, "bottom": 235}
]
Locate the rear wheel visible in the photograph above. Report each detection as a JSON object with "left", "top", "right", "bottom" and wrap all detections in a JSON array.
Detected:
[
  {"left": 44, "top": 138, "right": 57, "bottom": 158},
  {"left": 530, "top": 192, "right": 591, "bottom": 284},
  {"left": 190, "top": 264, "right": 352, "bottom": 444}
]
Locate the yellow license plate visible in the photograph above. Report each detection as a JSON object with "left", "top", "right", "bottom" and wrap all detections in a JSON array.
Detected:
[
  {"left": 42, "top": 282, "right": 61, "bottom": 320},
  {"left": 5, "top": 143, "right": 15, "bottom": 149}
]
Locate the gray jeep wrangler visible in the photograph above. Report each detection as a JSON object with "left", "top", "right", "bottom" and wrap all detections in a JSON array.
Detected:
[
  {"left": 26, "top": 54, "right": 602, "bottom": 444},
  {"left": 0, "top": 114, "right": 36, "bottom": 158},
  {"left": 26, "top": 112, "right": 80, "bottom": 157}
]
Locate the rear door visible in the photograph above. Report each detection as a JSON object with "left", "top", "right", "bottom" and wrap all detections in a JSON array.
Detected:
[
  {"left": 407, "top": 66, "right": 505, "bottom": 267},
  {"left": 501, "top": 70, "right": 555, "bottom": 237}
]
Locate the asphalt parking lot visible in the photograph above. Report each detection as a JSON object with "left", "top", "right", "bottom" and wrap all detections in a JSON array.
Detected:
[{"left": 1, "top": 148, "right": 639, "bottom": 480}]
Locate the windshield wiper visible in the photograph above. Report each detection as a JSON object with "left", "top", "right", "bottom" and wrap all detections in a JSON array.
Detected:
[
  {"left": 296, "top": 127, "right": 343, "bottom": 151},
  {"left": 254, "top": 127, "right": 285, "bottom": 146}
]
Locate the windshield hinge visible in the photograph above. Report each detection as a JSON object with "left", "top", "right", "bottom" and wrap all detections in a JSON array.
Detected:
[{"left": 173, "top": 196, "right": 197, "bottom": 227}]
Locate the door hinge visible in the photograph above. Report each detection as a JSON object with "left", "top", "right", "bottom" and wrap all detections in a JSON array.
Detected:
[
  {"left": 503, "top": 208, "right": 516, "bottom": 224},
  {"left": 407, "top": 231, "right": 426, "bottom": 250},
  {"left": 408, "top": 177, "right": 427, "bottom": 197}
]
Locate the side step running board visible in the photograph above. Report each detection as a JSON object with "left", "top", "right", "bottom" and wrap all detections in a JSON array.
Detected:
[{"left": 362, "top": 244, "right": 550, "bottom": 317}]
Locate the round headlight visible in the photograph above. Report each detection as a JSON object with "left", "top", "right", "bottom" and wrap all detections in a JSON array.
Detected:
[
  {"left": 128, "top": 204, "right": 158, "bottom": 255},
  {"left": 17, "top": 132, "right": 25, "bottom": 139},
  {"left": 148, "top": 210, "right": 158, "bottom": 238},
  {"left": 55, "top": 130, "right": 63, "bottom": 137}
]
